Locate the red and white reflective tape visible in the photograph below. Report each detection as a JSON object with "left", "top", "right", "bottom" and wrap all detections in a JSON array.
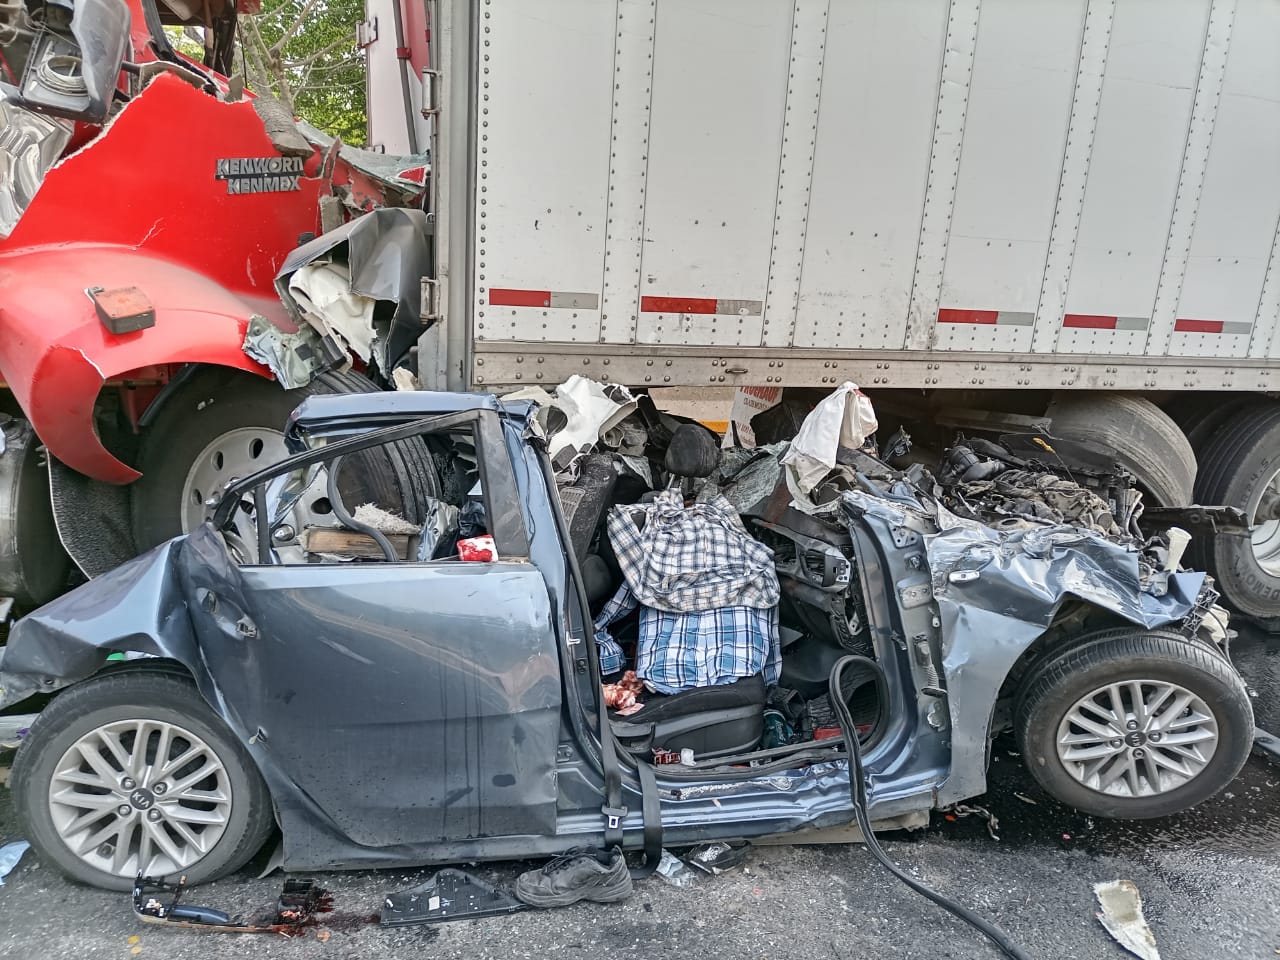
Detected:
[
  {"left": 937, "top": 309, "right": 1032, "bottom": 326},
  {"left": 641, "top": 295, "right": 763, "bottom": 316},
  {"left": 1174, "top": 318, "right": 1253, "bottom": 335},
  {"left": 1062, "top": 314, "right": 1148, "bottom": 331},
  {"left": 941, "top": 309, "right": 1251, "bottom": 336},
  {"left": 487, "top": 288, "right": 599, "bottom": 309}
]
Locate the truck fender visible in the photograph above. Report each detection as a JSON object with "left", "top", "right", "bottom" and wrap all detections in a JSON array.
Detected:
[{"left": 0, "top": 246, "right": 280, "bottom": 484}]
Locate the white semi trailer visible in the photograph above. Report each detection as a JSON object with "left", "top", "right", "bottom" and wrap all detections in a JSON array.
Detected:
[{"left": 367, "top": 0, "right": 1280, "bottom": 620}]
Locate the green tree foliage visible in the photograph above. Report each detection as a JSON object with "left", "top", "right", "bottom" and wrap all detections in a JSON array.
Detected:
[{"left": 237, "top": 0, "right": 367, "bottom": 145}]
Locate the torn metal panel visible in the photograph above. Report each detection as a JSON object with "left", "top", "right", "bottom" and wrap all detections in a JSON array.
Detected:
[
  {"left": 838, "top": 488, "right": 1205, "bottom": 804},
  {"left": 297, "top": 119, "right": 430, "bottom": 198},
  {"left": 274, "top": 208, "right": 431, "bottom": 382},
  {"left": 241, "top": 314, "right": 346, "bottom": 390},
  {"left": 0, "top": 539, "right": 196, "bottom": 711}
]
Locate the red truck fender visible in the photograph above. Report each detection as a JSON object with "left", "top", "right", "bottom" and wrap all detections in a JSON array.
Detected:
[{"left": 0, "top": 246, "right": 278, "bottom": 483}]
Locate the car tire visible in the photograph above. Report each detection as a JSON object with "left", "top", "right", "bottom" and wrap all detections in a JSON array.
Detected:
[
  {"left": 1016, "top": 628, "right": 1253, "bottom": 820},
  {"left": 11, "top": 669, "right": 274, "bottom": 891},
  {"left": 1045, "top": 393, "right": 1196, "bottom": 506},
  {"left": 1190, "top": 398, "right": 1280, "bottom": 621},
  {"left": 130, "top": 366, "right": 439, "bottom": 550}
]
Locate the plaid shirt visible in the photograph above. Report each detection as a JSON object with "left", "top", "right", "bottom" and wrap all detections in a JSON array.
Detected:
[
  {"left": 594, "top": 583, "right": 781, "bottom": 693},
  {"left": 597, "top": 490, "right": 781, "bottom": 692},
  {"left": 606, "top": 489, "right": 779, "bottom": 612}
]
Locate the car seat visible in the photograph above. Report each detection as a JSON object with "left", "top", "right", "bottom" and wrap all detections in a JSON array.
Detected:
[
  {"left": 607, "top": 424, "right": 767, "bottom": 760},
  {"left": 609, "top": 674, "right": 766, "bottom": 760}
]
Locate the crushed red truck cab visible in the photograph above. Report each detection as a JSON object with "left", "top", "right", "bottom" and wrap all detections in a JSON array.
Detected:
[{"left": 0, "top": 0, "right": 428, "bottom": 605}]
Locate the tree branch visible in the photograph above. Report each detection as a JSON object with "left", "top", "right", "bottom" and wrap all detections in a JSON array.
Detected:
[
  {"left": 270, "top": 0, "right": 324, "bottom": 54},
  {"left": 285, "top": 29, "right": 356, "bottom": 68}
]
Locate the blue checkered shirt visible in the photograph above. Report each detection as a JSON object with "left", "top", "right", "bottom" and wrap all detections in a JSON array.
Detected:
[{"left": 593, "top": 583, "right": 781, "bottom": 693}]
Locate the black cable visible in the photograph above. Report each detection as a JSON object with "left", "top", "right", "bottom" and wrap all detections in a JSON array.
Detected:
[{"left": 828, "top": 656, "right": 1032, "bottom": 960}]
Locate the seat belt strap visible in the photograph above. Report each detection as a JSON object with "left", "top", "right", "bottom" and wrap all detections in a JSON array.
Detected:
[
  {"left": 598, "top": 676, "right": 627, "bottom": 848},
  {"left": 628, "top": 757, "right": 663, "bottom": 879}
]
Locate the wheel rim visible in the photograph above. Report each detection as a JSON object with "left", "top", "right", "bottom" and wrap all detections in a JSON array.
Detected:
[
  {"left": 48, "top": 719, "right": 232, "bottom": 879},
  {"left": 180, "top": 427, "right": 289, "bottom": 538},
  {"left": 1056, "top": 679, "right": 1219, "bottom": 799},
  {"left": 1249, "top": 466, "right": 1280, "bottom": 577}
]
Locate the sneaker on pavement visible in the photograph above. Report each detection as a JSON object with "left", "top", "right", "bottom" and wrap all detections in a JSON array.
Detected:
[{"left": 514, "top": 846, "right": 633, "bottom": 908}]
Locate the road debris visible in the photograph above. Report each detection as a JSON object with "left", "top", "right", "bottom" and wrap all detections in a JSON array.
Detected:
[
  {"left": 685, "top": 841, "right": 750, "bottom": 876},
  {"left": 940, "top": 803, "right": 1000, "bottom": 840},
  {"left": 133, "top": 875, "right": 334, "bottom": 935},
  {"left": 654, "top": 850, "right": 699, "bottom": 888},
  {"left": 0, "top": 840, "right": 30, "bottom": 885},
  {"left": 383, "top": 868, "right": 527, "bottom": 925},
  {"left": 1094, "top": 880, "right": 1160, "bottom": 960}
]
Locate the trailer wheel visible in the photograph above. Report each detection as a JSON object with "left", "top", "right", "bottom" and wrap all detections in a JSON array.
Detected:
[
  {"left": 1191, "top": 399, "right": 1280, "bottom": 621},
  {"left": 1017, "top": 628, "right": 1253, "bottom": 819},
  {"left": 130, "top": 367, "right": 439, "bottom": 551},
  {"left": 1045, "top": 394, "right": 1195, "bottom": 506}
]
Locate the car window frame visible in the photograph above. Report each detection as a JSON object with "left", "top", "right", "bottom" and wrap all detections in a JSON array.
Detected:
[{"left": 212, "top": 408, "right": 531, "bottom": 564}]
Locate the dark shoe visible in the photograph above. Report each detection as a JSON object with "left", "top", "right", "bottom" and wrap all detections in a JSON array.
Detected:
[{"left": 514, "top": 846, "right": 632, "bottom": 908}]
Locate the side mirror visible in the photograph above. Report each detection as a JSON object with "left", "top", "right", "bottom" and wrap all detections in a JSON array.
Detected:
[{"left": 9, "top": 0, "right": 130, "bottom": 124}]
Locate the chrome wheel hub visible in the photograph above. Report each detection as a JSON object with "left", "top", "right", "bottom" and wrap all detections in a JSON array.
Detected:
[
  {"left": 180, "top": 427, "right": 289, "bottom": 538},
  {"left": 1250, "top": 468, "right": 1280, "bottom": 578},
  {"left": 48, "top": 719, "right": 232, "bottom": 878},
  {"left": 1056, "top": 679, "right": 1218, "bottom": 799}
]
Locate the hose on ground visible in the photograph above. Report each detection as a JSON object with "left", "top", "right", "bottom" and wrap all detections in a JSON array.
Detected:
[{"left": 828, "top": 655, "right": 1032, "bottom": 960}]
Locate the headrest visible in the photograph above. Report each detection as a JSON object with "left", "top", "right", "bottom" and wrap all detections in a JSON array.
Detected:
[{"left": 664, "top": 423, "right": 720, "bottom": 479}]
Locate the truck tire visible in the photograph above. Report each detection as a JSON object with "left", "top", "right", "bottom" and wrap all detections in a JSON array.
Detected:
[
  {"left": 1016, "top": 628, "right": 1253, "bottom": 819},
  {"left": 1164, "top": 394, "right": 1254, "bottom": 456},
  {"left": 1045, "top": 394, "right": 1196, "bottom": 506},
  {"left": 130, "top": 366, "right": 439, "bottom": 551},
  {"left": 11, "top": 670, "right": 274, "bottom": 890},
  {"left": 1190, "top": 399, "right": 1280, "bottom": 621}
]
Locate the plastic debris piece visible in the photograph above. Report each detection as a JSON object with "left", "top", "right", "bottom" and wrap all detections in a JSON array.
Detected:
[
  {"left": 0, "top": 840, "right": 30, "bottom": 885},
  {"left": 726, "top": 386, "right": 782, "bottom": 448},
  {"left": 1094, "top": 880, "right": 1161, "bottom": 960},
  {"left": 457, "top": 535, "right": 497, "bottom": 562},
  {"left": 654, "top": 850, "right": 698, "bottom": 888},
  {"left": 381, "top": 868, "right": 527, "bottom": 926},
  {"left": 685, "top": 842, "right": 749, "bottom": 876}
]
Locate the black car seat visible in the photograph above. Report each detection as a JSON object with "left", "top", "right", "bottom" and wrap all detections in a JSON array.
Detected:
[
  {"left": 610, "top": 674, "right": 766, "bottom": 760},
  {"left": 607, "top": 424, "right": 767, "bottom": 760}
]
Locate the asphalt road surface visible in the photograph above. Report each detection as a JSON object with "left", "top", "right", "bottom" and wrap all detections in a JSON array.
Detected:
[{"left": 1, "top": 630, "right": 1277, "bottom": 960}]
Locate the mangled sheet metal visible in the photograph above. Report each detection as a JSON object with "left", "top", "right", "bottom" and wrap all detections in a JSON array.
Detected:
[{"left": 271, "top": 208, "right": 431, "bottom": 384}]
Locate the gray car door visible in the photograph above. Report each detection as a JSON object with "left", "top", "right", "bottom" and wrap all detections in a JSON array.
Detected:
[{"left": 183, "top": 410, "right": 562, "bottom": 848}]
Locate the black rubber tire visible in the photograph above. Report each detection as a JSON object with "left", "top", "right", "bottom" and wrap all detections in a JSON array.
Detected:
[
  {"left": 1045, "top": 393, "right": 1196, "bottom": 506},
  {"left": 130, "top": 367, "right": 439, "bottom": 550},
  {"left": 1190, "top": 398, "right": 1280, "bottom": 620},
  {"left": 10, "top": 670, "right": 275, "bottom": 891},
  {"left": 1164, "top": 394, "right": 1254, "bottom": 458},
  {"left": 1016, "top": 628, "right": 1254, "bottom": 820}
]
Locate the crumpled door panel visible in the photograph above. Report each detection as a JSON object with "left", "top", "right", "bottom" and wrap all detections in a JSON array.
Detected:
[{"left": 179, "top": 524, "right": 562, "bottom": 848}]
